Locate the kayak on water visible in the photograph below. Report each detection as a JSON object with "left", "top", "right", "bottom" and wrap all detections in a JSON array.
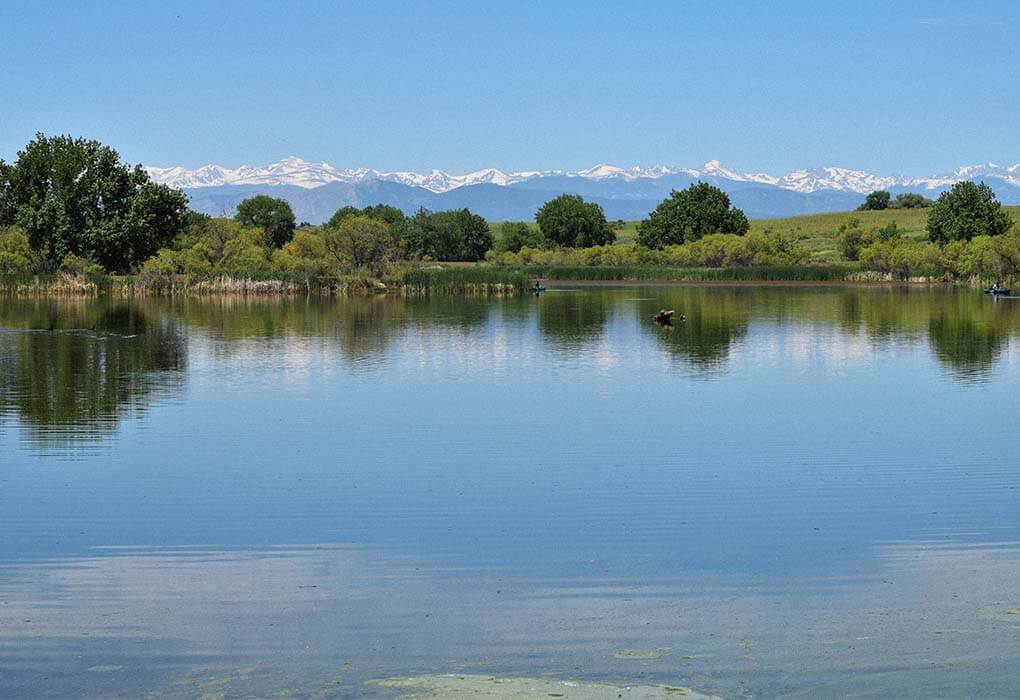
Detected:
[{"left": 985, "top": 288, "right": 1012, "bottom": 295}]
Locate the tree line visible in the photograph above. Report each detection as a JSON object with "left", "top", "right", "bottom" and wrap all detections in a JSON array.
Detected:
[{"left": 2, "top": 133, "right": 1018, "bottom": 282}]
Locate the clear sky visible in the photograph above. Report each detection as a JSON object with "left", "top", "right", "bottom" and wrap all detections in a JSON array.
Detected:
[{"left": 1, "top": 0, "right": 1017, "bottom": 175}]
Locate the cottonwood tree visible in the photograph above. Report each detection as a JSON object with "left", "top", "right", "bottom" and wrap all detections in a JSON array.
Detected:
[
  {"left": 535, "top": 194, "right": 615, "bottom": 248},
  {"left": 637, "top": 182, "right": 748, "bottom": 249},
  {"left": 0, "top": 133, "right": 187, "bottom": 272},
  {"left": 858, "top": 190, "right": 891, "bottom": 211},
  {"left": 234, "top": 195, "right": 296, "bottom": 247},
  {"left": 323, "top": 215, "right": 393, "bottom": 269},
  {"left": 927, "top": 181, "right": 1012, "bottom": 245}
]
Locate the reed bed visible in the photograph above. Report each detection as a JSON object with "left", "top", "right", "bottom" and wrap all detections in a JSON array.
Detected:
[
  {"left": 1, "top": 272, "right": 111, "bottom": 296},
  {"left": 524, "top": 265, "right": 862, "bottom": 282},
  {"left": 131, "top": 273, "right": 392, "bottom": 296},
  {"left": 402, "top": 267, "right": 531, "bottom": 295}
]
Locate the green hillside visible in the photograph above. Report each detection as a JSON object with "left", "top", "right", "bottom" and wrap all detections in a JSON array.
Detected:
[{"left": 606, "top": 206, "right": 1020, "bottom": 261}]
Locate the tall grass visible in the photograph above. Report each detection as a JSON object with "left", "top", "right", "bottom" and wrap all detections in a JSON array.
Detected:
[
  {"left": 523, "top": 265, "right": 862, "bottom": 282},
  {"left": 402, "top": 267, "right": 530, "bottom": 294},
  {"left": 0, "top": 272, "right": 118, "bottom": 296}
]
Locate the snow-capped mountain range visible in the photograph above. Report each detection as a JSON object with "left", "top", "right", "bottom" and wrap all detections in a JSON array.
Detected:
[{"left": 146, "top": 156, "right": 1020, "bottom": 195}]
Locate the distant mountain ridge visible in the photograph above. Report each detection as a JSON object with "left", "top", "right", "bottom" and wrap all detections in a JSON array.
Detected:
[
  {"left": 148, "top": 157, "right": 1020, "bottom": 224},
  {"left": 148, "top": 156, "right": 1020, "bottom": 194}
]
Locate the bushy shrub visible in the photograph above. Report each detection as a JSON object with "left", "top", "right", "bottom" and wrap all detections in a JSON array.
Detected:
[
  {"left": 927, "top": 181, "right": 1012, "bottom": 244},
  {"left": 0, "top": 226, "right": 46, "bottom": 274},
  {"left": 496, "top": 222, "right": 544, "bottom": 253},
  {"left": 637, "top": 182, "right": 749, "bottom": 248},
  {"left": 535, "top": 195, "right": 615, "bottom": 248},
  {"left": 397, "top": 208, "right": 493, "bottom": 261},
  {"left": 59, "top": 253, "right": 105, "bottom": 277},
  {"left": 859, "top": 239, "right": 944, "bottom": 278},
  {"left": 485, "top": 231, "right": 806, "bottom": 269}
]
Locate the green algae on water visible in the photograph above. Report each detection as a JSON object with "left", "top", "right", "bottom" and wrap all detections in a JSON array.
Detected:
[{"left": 372, "top": 674, "right": 721, "bottom": 699}]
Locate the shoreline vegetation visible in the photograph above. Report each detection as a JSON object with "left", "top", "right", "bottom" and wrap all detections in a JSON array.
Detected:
[
  {"left": 0, "top": 264, "right": 1002, "bottom": 299},
  {"left": 3, "top": 135, "right": 1020, "bottom": 297}
]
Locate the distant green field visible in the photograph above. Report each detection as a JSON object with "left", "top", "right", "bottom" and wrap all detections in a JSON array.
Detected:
[
  {"left": 493, "top": 206, "right": 1020, "bottom": 262},
  {"left": 747, "top": 209, "right": 932, "bottom": 261}
]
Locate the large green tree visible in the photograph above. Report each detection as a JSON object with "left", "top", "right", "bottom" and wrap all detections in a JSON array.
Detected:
[
  {"left": 890, "top": 192, "right": 933, "bottom": 209},
  {"left": 927, "top": 181, "right": 1012, "bottom": 245},
  {"left": 858, "top": 190, "right": 891, "bottom": 211},
  {"left": 397, "top": 208, "right": 492, "bottom": 261},
  {"left": 325, "top": 203, "right": 405, "bottom": 229},
  {"left": 535, "top": 194, "right": 615, "bottom": 248},
  {"left": 637, "top": 182, "right": 749, "bottom": 248},
  {"left": 234, "top": 195, "right": 296, "bottom": 247},
  {"left": 0, "top": 133, "right": 188, "bottom": 272},
  {"left": 496, "top": 221, "right": 544, "bottom": 253},
  {"left": 322, "top": 215, "right": 393, "bottom": 269}
]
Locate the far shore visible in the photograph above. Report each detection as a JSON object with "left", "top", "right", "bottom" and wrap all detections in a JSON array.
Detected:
[
  {"left": 0, "top": 267, "right": 997, "bottom": 298},
  {"left": 541, "top": 278, "right": 952, "bottom": 288}
]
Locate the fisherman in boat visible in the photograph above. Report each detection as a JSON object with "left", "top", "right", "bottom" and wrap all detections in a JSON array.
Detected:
[{"left": 534, "top": 279, "right": 542, "bottom": 291}]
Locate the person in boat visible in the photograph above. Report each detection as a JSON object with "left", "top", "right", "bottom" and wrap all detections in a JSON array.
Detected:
[
  {"left": 992, "top": 281, "right": 1002, "bottom": 292},
  {"left": 534, "top": 279, "right": 542, "bottom": 291}
]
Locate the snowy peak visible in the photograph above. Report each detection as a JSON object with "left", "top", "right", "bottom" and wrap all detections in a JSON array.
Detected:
[
  {"left": 145, "top": 156, "right": 1020, "bottom": 194},
  {"left": 777, "top": 167, "right": 899, "bottom": 194},
  {"left": 694, "top": 160, "right": 779, "bottom": 186}
]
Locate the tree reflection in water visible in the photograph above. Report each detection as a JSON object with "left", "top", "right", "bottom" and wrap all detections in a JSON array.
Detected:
[{"left": 0, "top": 298, "right": 186, "bottom": 450}]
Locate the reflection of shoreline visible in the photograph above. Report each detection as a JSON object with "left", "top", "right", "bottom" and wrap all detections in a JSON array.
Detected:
[
  {"left": 544, "top": 279, "right": 950, "bottom": 288},
  {"left": 0, "top": 299, "right": 186, "bottom": 451},
  {"left": 1, "top": 288, "right": 1017, "bottom": 452}
]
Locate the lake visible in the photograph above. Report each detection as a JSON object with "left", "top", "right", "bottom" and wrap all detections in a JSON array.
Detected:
[{"left": 2, "top": 285, "right": 1020, "bottom": 698}]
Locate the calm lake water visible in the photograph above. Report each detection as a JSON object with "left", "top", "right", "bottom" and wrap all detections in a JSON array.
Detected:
[{"left": 2, "top": 285, "right": 1020, "bottom": 698}]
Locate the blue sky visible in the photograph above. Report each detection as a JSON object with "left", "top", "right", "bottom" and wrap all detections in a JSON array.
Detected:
[{"left": 1, "top": 0, "right": 1017, "bottom": 174}]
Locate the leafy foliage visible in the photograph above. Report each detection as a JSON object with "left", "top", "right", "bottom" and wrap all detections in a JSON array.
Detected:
[
  {"left": 927, "top": 181, "right": 1012, "bottom": 244},
  {"left": 0, "top": 133, "right": 187, "bottom": 272},
  {"left": 322, "top": 215, "right": 394, "bottom": 270},
  {"left": 137, "top": 217, "right": 272, "bottom": 285},
  {"left": 234, "top": 195, "right": 296, "bottom": 247},
  {"left": 837, "top": 218, "right": 901, "bottom": 261},
  {"left": 496, "top": 222, "right": 544, "bottom": 253},
  {"left": 396, "top": 208, "right": 492, "bottom": 261},
  {"left": 889, "top": 192, "right": 933, "bottom": 209},
  {"left": 535, "top": 194, "right": 615, "bottom": 248},
  {"left": 326, "top": 203, "right": 405, "bottom": 229},
  {"left": 487, "top": 230, "right": 807, "bottom": 268},
  {"left": 637, "top": 182, "right": 749, "bottom": 248},
  {"left": 858, "top": 190, "right": 891, "bottom": 211},
  {"left": 0, "top": 226, "right": 45, "bottom": 274}
]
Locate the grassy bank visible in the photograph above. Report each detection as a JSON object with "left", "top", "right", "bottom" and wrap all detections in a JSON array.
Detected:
[
  {"left": 522, "top": 264, "right": 870, "bottom": 282},
  {"left": 1, "top": 267, "right": 532, "bottom": 297}
]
